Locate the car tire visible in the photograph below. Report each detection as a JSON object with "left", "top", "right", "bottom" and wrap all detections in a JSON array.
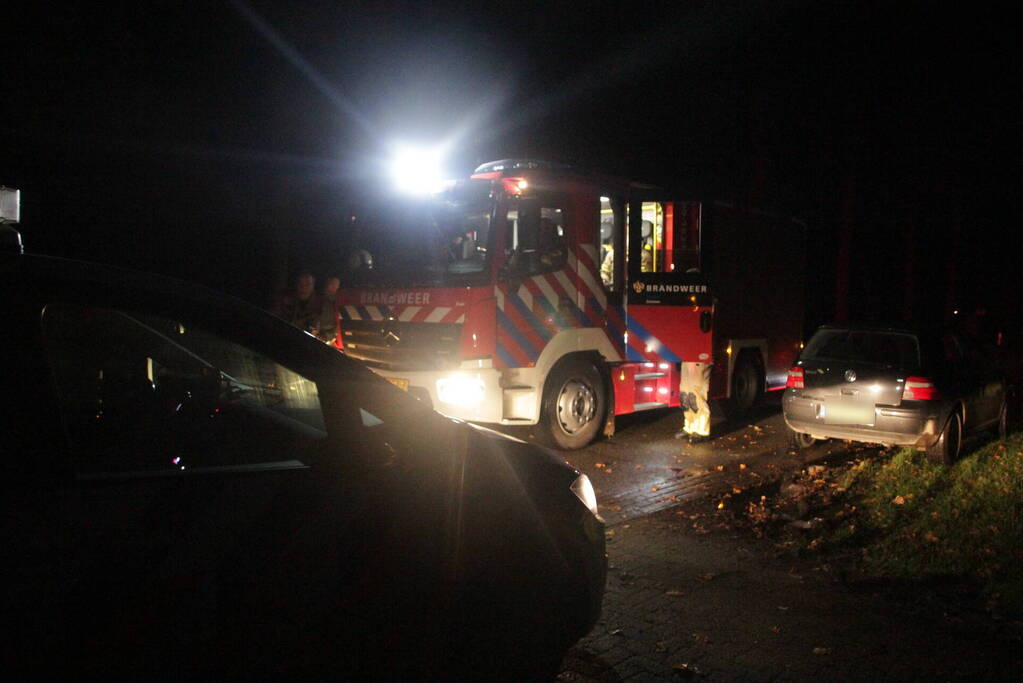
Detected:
[
  {"left": 725, "top": 352, "right": 762, "bottom": 420},
  {"left": 541, "top": 358, "right": 606, "bottom": 450},
  {"left": 788, "top": 427, "right": 817, "bottom": 451},
  {"left": 926, "top": 410, "right": 962, "bottom": 465},
  {"left": 997, "top": 399, "right": 1008, "bottom": 440}
]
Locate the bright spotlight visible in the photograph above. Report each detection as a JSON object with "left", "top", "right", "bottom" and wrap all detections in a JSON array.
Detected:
[{"left": 390, "top": 144, "right": 446, "bottom": 195}]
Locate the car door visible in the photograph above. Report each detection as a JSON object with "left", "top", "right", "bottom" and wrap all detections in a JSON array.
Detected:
[
  {"left": 955, "top": 333, "right": 1004, "bottom": 429},
  {"left": 0, "top": 291, "right": 67, "bottom": 672},
  {"left": 39, "top": 298, "right": 345, "bottom": 672}
]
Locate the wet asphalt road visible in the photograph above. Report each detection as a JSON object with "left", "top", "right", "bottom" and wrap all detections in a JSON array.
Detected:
[
  {"left": 524, "top": 397, "right": 1023, "bottom": 681},
  {"left": 504, "top": 392, "right": 855, "bottom": 524}
]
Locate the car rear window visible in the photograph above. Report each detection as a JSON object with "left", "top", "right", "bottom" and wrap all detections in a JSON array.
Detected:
[{"left": 802, "top": 329, "right": 920, "bottom": 369}]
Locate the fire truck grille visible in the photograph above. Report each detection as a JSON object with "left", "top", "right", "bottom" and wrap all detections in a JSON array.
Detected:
[{"left": 341, "top": 320, "right": 462, "bottom": 370}]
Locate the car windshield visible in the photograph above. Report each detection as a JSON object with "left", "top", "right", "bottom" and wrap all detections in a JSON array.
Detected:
[
  {"left": 802, "top": 329, "right": 921, "bottom": 370},
  {"left": 345, "top": 179, "right": 496, "bottom": 287}
]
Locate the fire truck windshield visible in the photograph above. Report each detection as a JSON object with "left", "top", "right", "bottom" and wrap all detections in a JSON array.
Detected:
[{"left": 346, "top": 179, "right": 495, "bottom": 287}]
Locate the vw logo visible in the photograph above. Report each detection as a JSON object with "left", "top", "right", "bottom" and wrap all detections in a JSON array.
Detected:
[{"left": 844, "top": 369, "right": 857, "bottom": 383}]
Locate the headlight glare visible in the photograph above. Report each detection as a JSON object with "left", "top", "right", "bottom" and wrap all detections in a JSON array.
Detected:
[{"left": 436, "top": 375, "right": 486, "bottom": 406}]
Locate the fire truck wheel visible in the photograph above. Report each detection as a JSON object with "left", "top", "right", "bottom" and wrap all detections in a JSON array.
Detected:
[
  {"left": 541, "top": 359, "right": 606, "bottom": 450},
  {"left": 725, "top": 353, "right": 762, "bottom": 420}
]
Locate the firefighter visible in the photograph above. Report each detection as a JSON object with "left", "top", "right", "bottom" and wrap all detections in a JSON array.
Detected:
[
  {"left": 316, "top": 275, "right": 341, "bottom": 346},
  {"left": 599, "top": 220, "right": 615, "bottom": 287},
  {"left": 679, "top": 360, "right": 712, "bottom": 443},
  {"left": 600, "top": 245, "right": 614, "bottom": 286},
  {"left": 640, "top": 220, "right": 654, "bottom": 272}
]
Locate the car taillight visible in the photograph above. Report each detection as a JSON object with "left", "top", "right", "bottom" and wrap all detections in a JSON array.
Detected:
[
  {"left": 786, "top": 366, "right": 804, "bottom": 389},
  {"left": 904, "top": 376, "right": 940, "bottom": 400}
]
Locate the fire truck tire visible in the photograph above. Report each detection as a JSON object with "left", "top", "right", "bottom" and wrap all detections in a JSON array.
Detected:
[
  {"left": 725, "top": 352, "right": 762, "bottom": 420},
  {"left": 540, "top": 358, "right": 606, "bottom": 450}
]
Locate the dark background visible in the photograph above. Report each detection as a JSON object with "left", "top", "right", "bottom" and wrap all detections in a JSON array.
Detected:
[{"left": 3, "top": 1, "right": 1019, "bottom": 336}]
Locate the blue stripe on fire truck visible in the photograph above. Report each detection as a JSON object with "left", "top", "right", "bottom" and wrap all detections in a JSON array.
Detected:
[
  {"left": 506, "top": 293, "right": 555, "bottom": 344},
  {"left": 624, "top": 317, "right": 682, "bottom": 364},
  {"left": 601, "top": 301, "right": 626, "bottom": 350},
  {"left": 496, "top": 308, "right": 543, "bottom": 362}
]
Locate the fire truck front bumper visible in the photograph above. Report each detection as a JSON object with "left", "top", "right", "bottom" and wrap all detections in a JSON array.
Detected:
[{"left": 371, "top": 365, "right": 535, "bottom": 425}]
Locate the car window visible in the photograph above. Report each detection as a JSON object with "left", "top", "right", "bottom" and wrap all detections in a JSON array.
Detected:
[
  {"left": 42, "top": 303, "right": 326, "bottom": 477},
  {"left": 802, "top": 330, "right": 920, "bottom": 369}
]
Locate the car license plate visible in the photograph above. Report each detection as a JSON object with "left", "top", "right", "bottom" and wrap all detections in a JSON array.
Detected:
[
  {"left": 822, "top": 401, "right": 874, "bottom": 425},
  {"left": 385, "top": 377, "right": 409, "bottom": 391}
]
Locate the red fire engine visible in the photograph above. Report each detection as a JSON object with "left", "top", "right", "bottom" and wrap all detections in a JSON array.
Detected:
[{"left": 336, "top": 160, "right": 805, "bottom": 449}]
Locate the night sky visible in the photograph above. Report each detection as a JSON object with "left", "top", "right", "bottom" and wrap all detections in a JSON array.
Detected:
[{"left": 3, "top": 1, "right": 1019, "bottom": 334}]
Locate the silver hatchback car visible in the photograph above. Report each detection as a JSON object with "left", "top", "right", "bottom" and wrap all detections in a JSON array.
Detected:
[{"left": 783, "top": 325, "right": 1008, "bottom": 463}]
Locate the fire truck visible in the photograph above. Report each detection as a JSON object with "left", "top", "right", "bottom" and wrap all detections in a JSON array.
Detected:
[{"left": 337, "top": 160, "right": 806, "bottom": 449}]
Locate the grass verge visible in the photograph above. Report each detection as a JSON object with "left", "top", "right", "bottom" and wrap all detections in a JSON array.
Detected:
[{"left": 828, "top": 432, "right": 1023, "bottom": 613}]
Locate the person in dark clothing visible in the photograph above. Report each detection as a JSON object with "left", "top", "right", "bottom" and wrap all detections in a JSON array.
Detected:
[
  {"left": 271, "top": 271, "right": 322, "bottom": 336},
  {"left": 317, "top": 275, "right": 341, "bottom": 346}
]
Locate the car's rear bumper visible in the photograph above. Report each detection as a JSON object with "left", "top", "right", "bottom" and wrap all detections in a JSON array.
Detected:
[{"left": 783, "top": 391, "right": 940, "bottom": 447}]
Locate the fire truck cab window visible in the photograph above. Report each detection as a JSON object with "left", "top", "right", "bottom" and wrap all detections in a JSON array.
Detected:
[
  {"left": 346, "top": 179, "right": 495, "bottom": 287},
  {"left": 505, "top": 199, "right": 567, "bottom": 275},
  {"left": 42, "top": 304, "right": 325, "bottom": 476},
  {"left": 632, "top": 201, "right": 701, "bottom": 274},
  {"left": 639, "top": 203, "right": 665, "bottom": 273},
  {"left": 599, "top": 196, "right": 618, "bottom": 289}
]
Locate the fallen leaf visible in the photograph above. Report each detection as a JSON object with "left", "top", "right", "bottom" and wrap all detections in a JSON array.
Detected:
[
  {"left": 739, "top": 463, "right": 747, "bottom": 469},
  {"left": 892, "top": 495, "right": 906, "bottom": 505},
  {"left": 695, "top": 572, "right": 717, "bottom": 581},
  {"left": 692, "top": 633, "right": 712, "bottom": 644},
  {"left": 769, "top": 625, "right": 781, "bottom": 634},
  {"left": 595, "top": 462, "right": 605, "bottom": 468},
  {"left": 672, "top": 663, "right": 700, "bottom": 678},
  {"left": 651, "top": 485, "right": 661, "bottom": 492},
  {"left": 665, "top": 589, "right": 684, "bottom": 596},
  {"left": 715, "top": 465, "right": 725, "bottom": 471},
  {"left": 924, "top": 531, "right": 940, "bottom": 543},
  {"left": 604, "top": 468, "right": 613, "bottom": 474},
  {"left": 813, "top": 647, "right": 831, "bottom": 655}
]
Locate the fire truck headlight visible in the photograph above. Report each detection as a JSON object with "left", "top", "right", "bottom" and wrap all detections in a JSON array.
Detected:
[
  {"left": 570, "top": 473, "right": 599, "bottom": 518},
  {"left": 436, "top": 376, "right": 486, "bottom": 406}
]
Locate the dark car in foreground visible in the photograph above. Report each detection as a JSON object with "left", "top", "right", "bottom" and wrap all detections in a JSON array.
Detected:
[
  {"left": 0, "top": 249, "right": 605, "bottom": 679},
  {"left": 783, "top": 324, "right": 1007, "bottom": 464}
]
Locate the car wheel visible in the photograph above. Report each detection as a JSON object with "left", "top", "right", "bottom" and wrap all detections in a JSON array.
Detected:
[
  {"left": 926, "top": 411, "right": 962, "bottom": 465},
  {"left": 725, "top": 353, "right": 762, "bottom": 420},
  {"left": 788, "top": 427, "right": 817, "bottom": 451},
  {"left": 541, "top": 358, "right": 606, "bottom": 450}
]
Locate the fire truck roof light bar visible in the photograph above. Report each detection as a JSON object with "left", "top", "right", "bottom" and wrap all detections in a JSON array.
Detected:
[{"left": 473, "top": 159, "right": 570, "bottom": 174}]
